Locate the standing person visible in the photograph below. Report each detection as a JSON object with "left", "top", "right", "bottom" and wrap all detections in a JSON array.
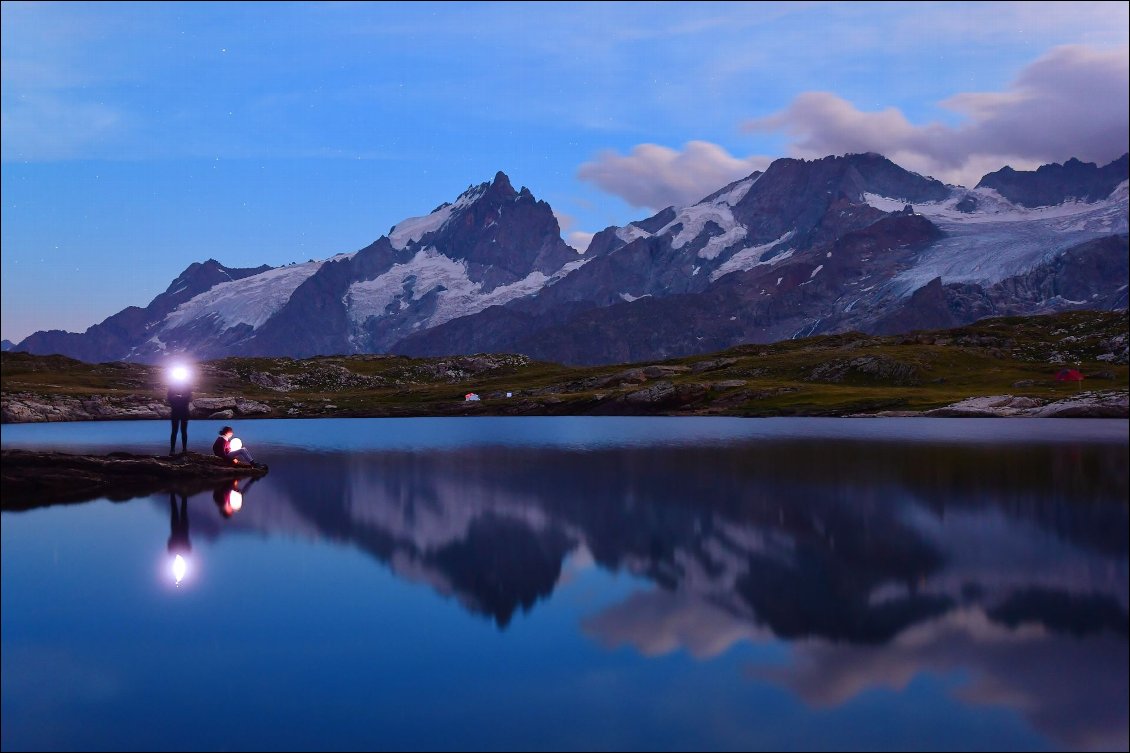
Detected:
[
  {"left": 212, "top": 426, "right": 264, "bottom": 468},
  {"left": 167, "top": 375, "right": 193, "bottom": 456}
]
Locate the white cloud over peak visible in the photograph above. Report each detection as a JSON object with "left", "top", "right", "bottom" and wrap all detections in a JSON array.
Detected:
[
  {"left": 553, "top": 209, "right": 575, "bottom": 232},
  {"left": 577, "top": 45, "right": 1128, "bottom": 206},
  {"left": 566, "top": 231, "right": 595, "bottom": 253},
  {"left": 577, "top": 140, "right": 771, "bottom": 210},
  {"left": 554, "top": 210, "right": 594, "bottom": 253},
  {"left": 744, "top": 45, "right": 1129, "bottom": 186}
]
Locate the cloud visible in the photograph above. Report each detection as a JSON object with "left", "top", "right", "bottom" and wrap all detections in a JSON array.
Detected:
[
  {"left": 553, "top": 210, "right": 575, "bottom": 233},
  {"left": 744, "top": 45, "right": 1129, "bottom": 186},
  {"left": 0, "top": 93, "right": 124, "bottom": 161},
  {"left": 566, "top": 232, "right": 595, "bottom": 253},
  {"left": 577, "top": 140, "right": 771, "bottom": 210},
  {"left": 554, "top": 210, "right": 594, "bottom": 253}
]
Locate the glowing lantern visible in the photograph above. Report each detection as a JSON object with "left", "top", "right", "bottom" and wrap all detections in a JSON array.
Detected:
[
  {"left": 229, "top": 490, "right": 243, "bottom": 512},
  {"left": 229, "top": 437, "right": 243, "bottom": 451},
  {"left": 172, "top": 554, "right": 187, "bottom": 585}
]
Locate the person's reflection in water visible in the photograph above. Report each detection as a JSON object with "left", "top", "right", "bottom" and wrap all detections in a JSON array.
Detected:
[
  {"left": 166, "top": 492, "right": 191, "bottom": 586},
  {"left": 212, "top": 476, "right": 259, "bottom": 519}
]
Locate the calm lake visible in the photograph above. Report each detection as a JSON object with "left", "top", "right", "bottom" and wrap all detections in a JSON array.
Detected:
[{"left": 2, "top": 417, "right": 1127, "bottom": 751}]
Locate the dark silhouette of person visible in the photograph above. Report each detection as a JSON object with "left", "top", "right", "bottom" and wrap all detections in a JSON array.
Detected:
[
  {"left": 167, "top": 492, "right": 192, "bottom": 554},
  {"left": 167, "top": 492, "right": 192, "bottom": 586},
  {"left": 167, "top": 383, "right": 193, "bottom": 455}
]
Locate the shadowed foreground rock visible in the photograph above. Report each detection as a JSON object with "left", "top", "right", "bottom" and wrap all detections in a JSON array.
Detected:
[{"left": 1, "top": 450, "right": 268, "bottom": 510}]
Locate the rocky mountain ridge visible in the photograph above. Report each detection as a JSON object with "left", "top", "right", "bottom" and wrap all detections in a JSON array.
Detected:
[{"left": 12, "top": 153, "right": 1128, "bottom": 365}]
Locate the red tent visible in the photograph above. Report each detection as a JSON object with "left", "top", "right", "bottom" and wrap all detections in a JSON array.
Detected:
[{"left": 1055, "top": 368, "right": 1084, "bottom": 383}]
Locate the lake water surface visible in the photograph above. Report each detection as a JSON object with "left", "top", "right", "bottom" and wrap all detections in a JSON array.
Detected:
[{"left": 2, "top": 417, "right": 1127, "bottom": 751}]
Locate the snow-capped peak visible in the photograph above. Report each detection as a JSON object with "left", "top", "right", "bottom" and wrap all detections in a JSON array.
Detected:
[{"left": 388, "top": 182, "right": 490, "bottom": 251}]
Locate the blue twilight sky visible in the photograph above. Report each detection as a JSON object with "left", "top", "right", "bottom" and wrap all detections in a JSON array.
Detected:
[{"left": 2, "top": 1, "right": 1128, "bottom": 342}]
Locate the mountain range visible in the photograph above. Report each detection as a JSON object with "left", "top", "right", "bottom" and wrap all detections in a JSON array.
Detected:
[{"left": 14, "top": 152, "right": 1128, "bottom": 365}]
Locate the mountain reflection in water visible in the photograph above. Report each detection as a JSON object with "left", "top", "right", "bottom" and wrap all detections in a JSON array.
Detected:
[
  {"left": 4, "top": 425, "right": 1126, "bottom": 751},
  {"left": 158, "top": 438, "right": 1129, "bottom": 749},
  {"left": 186, "top": 441, "right": 1125, "bottom": 627}
]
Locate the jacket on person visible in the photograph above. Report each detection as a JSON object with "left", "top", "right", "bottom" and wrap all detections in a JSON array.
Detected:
[
  {"left": 212, "top": 436, "right": 229, "bottom": 459},
  {"left": 168, "top": 388, "right": 193, "bottom": 419}
]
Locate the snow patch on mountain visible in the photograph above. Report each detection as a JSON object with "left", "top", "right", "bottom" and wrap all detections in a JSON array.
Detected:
[
  {"left": 657, "top": 177, "right": 762, "bottom": 257},
  {"left": 615, "top": 224, "right": 653, "bottom": 244},
  {"left": 864, "top": 181, "right": 1129, "bottom": 227},
  {"left": 710, "top": 174, "right": 758, "bottom": 207},
  {"left": 660, "top": 204, "right": 739, "bottom": 252},
  {"left": 163, "top": 259, "right": 327, "bottom": 331},
  {"left": 388, "top": 184, "right": 488, "bottom": 250},
  {"left": 388, "top": 204, "right": 457, "bottom": 251},
  {"left": 698, "top": 226, "right": 748, "bottom": 261},
  {"left": 346, "top": 249, "right": 589, "bottom": 330},
  {"left": 144, "top": 334, "right": 168, "bottom": 353},
  {"left": 619, "top": 292, "right": 651, "bottom": 303},
  {"left": 710, "top": 233, "right": 795, "bottom": 281},
  {"left": 884, "top": 184, "right": 1129, "bottom": 295}
]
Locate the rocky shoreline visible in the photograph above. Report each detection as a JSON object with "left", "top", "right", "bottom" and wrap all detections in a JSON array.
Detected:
[
  {"left": 1, "top": 387, "right": 1126, "bottom": 423},
  {"left": 1, "top": 450, "right": 269, "bottom": 510},
  {"left": 862, "top": 390, "right": 1130, "bottom": 418}
]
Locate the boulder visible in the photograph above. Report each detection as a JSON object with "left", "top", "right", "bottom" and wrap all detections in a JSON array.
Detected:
[
  {"left": 925, "top": 394, "right": 1044, "bottom": 416},
  {"left": 1032, "top": 392, "right": 1129, "bottom": 418},
  {"left": 675, "top": 383, "right": 708, "bottom": 403},
  {"left": 925, "top": 392, "right": 1126, "bottom": 417},
  {"left": 235, "top": 399, "right": 272, "bottom": 415},
  {"left": 192, "top": 397, "right": 238, "bottom": 411},
  {"left": 642, "top": 365, "right": 691, "bottom": 379},
  {"left": 691, "top": 358, "right": 738, "bottom": 373},
  {"left": 625, "top": 381, "right": 677, "bottom": 404},
  {"left": 250, "top": 372, "right": 296, "bottom": 391},
  {"left": 924, "top": 407, "right": 1006, "bottom": 418},
  {"left": 613, "top": 369, "right": 648, "bottom": 384},
  {"left": 808, "top": 356, "right": 920, "bottom": 385}
]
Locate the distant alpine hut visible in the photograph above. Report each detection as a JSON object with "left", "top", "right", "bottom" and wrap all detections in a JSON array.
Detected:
[{"left": 464, "top": 392, "right": 481, "bottom": 402}]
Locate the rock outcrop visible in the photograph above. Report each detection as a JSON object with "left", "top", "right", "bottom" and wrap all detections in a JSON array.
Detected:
[
  {"left": 923, "top": 391, "right": 1128, "bottom": 418},
  {"left": 0, "top": 393, "right": 273, "bottom": 423},
  {"left": 0, "top": 393, "right": 168, "bottom": 423},
  {"left": 1, "top": 450, "right": 269, "bottom": 509},
  {"left": 976, "top": 154, "right": 1129, "bottom": 208}
]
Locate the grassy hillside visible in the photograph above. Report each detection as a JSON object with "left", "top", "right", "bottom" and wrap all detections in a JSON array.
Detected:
[{"left": 2, "top": 310, "right": 1126, "bottom": 418}]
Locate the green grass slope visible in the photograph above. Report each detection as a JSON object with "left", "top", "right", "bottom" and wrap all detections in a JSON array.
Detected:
[{"left": 3, "top": 310, "right": 1126, "bottom": 419}]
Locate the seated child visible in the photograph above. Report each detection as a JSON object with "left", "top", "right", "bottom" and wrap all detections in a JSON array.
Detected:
[{"left": 212, "top": 425, "right": 262, "bottom": 468}]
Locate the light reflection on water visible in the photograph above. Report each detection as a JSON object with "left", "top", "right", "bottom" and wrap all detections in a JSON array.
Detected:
[{"left": 2, "top": 417, "right": 1127, "bottom": 751}]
